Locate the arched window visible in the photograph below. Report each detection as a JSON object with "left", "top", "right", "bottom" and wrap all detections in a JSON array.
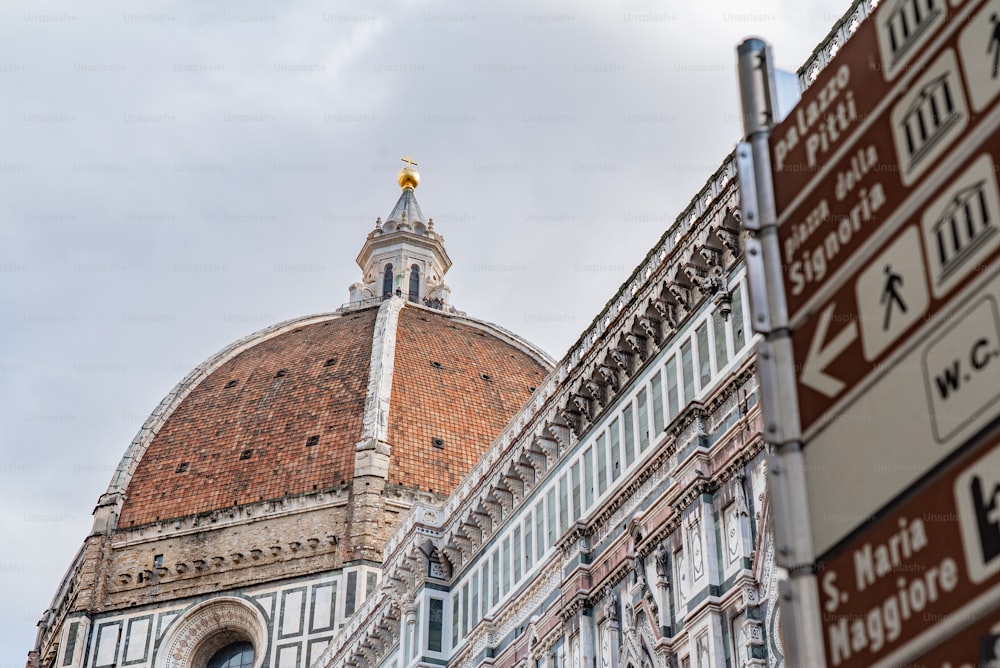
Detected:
[
  {"left": 382, "top": 264, "right": 393, "bottom": 299},
  {"left": 207, "top": 642, "right": 254, "bottom": 668},
  {"left": 408, "top": 265, "right": 420, "bottom": 302},
  {"left": 157, "top": 598, "right": 266, "bottom": 668}
]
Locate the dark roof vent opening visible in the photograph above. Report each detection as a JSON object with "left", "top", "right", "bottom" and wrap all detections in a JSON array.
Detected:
[
  {"left": 239, "top": 449, "right": 254, "bottom": 460},
  {"left": 224, "top": 379, "right": 239, "bottom": 388},
  {"left": 430, "top": 361, "right": 443, "bottom": 369},
  {"left": 275, "top": 369, "right": 288, "bottom": 378},
  {"left": 480, "top": 373, "right": 492, "bottom": 381},
  {"left": 432, "top": 437, "right": 445, "bottom": 449},
  {"left": 324, "top": 357, "right": 338, "bottom": 367},
  {"left": 306, "top": 435, "right": 320, "bottom": 447},
  {"left": 175, "top": 462, "right": 189, "bottom": 473},
  {"left": 528, "top": 386, "right": 536, "bottom": 392}
]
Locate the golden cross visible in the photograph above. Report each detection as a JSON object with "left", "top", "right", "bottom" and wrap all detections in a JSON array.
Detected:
[{"left": 400, "top": 154, "right": 418, "bottom": 168}]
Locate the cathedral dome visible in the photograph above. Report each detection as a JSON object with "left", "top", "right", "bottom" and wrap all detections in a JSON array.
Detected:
[
  {"left": 30, "top": 164, "right": 554, "bottom": 668},
  {"left": 111, "top": 301, "right": 551, "bottom": 528}
]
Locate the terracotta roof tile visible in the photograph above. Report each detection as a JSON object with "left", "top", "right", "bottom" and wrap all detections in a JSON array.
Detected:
[
  {"left": 387, "top": 307, "right": 549, "bottom": 494},
  {"left": 119, "top": 310, "right": 377, "bottom": 526}
]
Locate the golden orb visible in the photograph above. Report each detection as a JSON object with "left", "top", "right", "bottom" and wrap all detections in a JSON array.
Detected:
[{"left": 398, "top": 166, "right": 420, "bottom": 190}]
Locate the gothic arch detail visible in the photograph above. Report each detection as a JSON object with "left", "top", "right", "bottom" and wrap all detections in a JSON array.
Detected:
[{"left": 619, "top": 608, "right": 658, "bottom": 668}]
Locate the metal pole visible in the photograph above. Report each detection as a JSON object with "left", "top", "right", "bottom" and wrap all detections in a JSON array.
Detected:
[{"left": 736, "top": 38, "right": 826, "bottom": 668}]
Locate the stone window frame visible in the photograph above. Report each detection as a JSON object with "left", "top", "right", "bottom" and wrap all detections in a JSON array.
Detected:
[{"left": 154, "top": 597, "right": 268, "bottom": 668}]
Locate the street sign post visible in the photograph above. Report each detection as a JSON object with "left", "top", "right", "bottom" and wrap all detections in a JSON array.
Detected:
[{"left": 737, "top": 0, "right": 1000, "bottom": 665}]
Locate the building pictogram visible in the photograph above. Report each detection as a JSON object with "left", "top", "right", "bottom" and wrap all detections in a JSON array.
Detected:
[
  {"left": 931, "top": 179, "right": 996, "bottom": 285},
  {"left": 883, "top": 0, "right": 942, "bottom": 67},
  {"left": 900, "top": 71, "right": 963, "bottom": 171},
  {"left": 921, "top": 155, "right": 1000, "bottom": 298}
]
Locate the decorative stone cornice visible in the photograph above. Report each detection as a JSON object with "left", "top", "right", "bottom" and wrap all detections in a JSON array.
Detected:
[
  {"left": 704, "top": 364, "right": 756, "bottom": 415},
  {"left": 559, "top": 591, "right": 590, "bottom": 623},
  {"left": 421, "top": 165, "right": 745, "bottom": 573},
  {"left": 590, "top": 434, "right": 676, "bottom": 536},
  {"left": 110, "top": 488, "right": 350, "bottom": 547},
  {"left": 556, "top": 520, "right": 592, "bottom": 556},
  {"left": 109, "top": 529, "right": 338, "bottom": 594}
]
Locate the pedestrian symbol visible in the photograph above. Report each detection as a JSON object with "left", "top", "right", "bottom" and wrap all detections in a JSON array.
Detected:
[
  {"left": 958, "top": 0, "right": 1000, "bottom": 113},
  {"left": 881, "top": 265, "right": 908, "bottom": 330},
  {"left": 855, "top": 226, "right": 930, "bottom": 361},
  {"left": 990, "top": 14, "right": 1000, "bottom": 79}
]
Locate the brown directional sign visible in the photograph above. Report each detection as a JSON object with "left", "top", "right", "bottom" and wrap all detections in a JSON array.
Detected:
[
  {"left": 768, "top": 8, "right": 885, "bottom": 214},
  {"left": 750, "top": 0, "right": 1000, "bottom": 662},
  {"left": 775, "top": 0, "right": 991, "bottom": 326},
  {"left": 794, "top": 127, "right": 1000, "bottom": 437},
  {"left": 816, "top": 425, "right": 1000, "bottom": 667}
]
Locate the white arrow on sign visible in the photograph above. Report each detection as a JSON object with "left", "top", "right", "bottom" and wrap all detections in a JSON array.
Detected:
[{"left": 800, "top": 302, "right": 858, "bottom": 397}]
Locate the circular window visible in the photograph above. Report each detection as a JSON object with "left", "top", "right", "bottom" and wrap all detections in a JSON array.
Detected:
[{"left": 207, "top": 642, "right": 254, "bottom": 668}]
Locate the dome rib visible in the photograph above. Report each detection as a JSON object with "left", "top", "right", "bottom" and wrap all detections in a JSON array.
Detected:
[{"left": 357, "top": 298, "right": 404, "bottom": 449}]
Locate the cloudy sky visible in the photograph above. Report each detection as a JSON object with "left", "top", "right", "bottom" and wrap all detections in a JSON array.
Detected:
[{"left": 0, "top": 0, "right": 847, "bottom": 661}]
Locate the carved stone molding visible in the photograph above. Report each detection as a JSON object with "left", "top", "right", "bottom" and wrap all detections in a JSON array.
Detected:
[{"left": 155, "top": 597, "right": 268, "bottom": 668}]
